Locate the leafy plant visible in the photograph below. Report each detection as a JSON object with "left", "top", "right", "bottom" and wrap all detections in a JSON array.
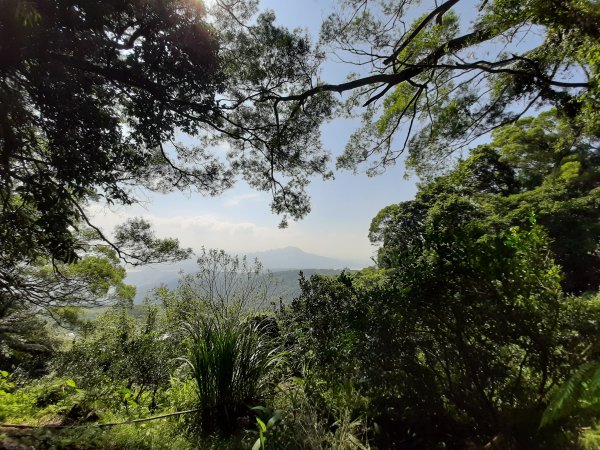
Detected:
[
  {"left": 251, "top": 406, "right": 283, "bottom": 450},
  {"left": 58, "top": 304, "right": 176, "bottom": 411},
  {"left": 0, "top": 372, "right": 82, "bottom": 423},
  {"left": 182, "top": 317, "right": 282, "bottom": 435},
  {"left": 542, "top": 361, "right": 600, "bottom": 428}
]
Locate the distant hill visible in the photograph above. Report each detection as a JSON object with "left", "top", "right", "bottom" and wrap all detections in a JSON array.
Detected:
[
  {"left": 125, "top": 247, "right": 369, "bottom": 303},
  {"left": 126, "top": 268, "right": 348, "bottom": 304},
  {"left": 246, "top": 246, "right": 367, "bottom": 270},
  {"left": 268, "top": 269, "right": 348, "bottom": 303}
]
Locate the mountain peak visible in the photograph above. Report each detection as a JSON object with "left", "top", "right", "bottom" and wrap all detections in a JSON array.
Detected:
[{"left": 245, "top": 247, "right": 349, "bottom": 270}]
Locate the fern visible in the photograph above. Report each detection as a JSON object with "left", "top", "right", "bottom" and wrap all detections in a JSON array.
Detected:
[{"left": 541, "top": 361, "right": 600, "bottom": 427}]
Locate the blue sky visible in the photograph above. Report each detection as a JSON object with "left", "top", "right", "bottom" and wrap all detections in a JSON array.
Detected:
[
  {"left": 89, "top": 0, "right": 539, "bottom": 262},
  {"left": 90, "top": 0, "right": 421, "bottom": 262}
]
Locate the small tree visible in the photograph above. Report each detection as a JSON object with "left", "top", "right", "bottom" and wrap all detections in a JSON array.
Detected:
[
  {"left": 159, "top": 248, "right": 281, "bottom": 332},
  {"left": 154, "top": 249, "right": 284, "bottom": 435},
  {"left": 60, "top": 304, "right": 176, "bottom": 411}
]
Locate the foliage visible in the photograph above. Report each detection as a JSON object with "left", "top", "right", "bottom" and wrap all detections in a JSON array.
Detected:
[
  {"left": 0, "top": 371, "right": 82, "bottom": 423},
  {"left": 284, "top": 206, "right": 600, "bottom": 447},
  {"left": 542, "top": 294, "right": 600, "bottom": 427},
  {"left": 542, "top": 361, "right": 600, "bottom": 428},
  {"left": 248, "top": 374, "right": 371, "bottom": 450},
  {"left": 211, "top": 6, "right": 335, "bottom": 226},
  {"left": 370, "top": 110, "right": 600, "bottom": 293},
  {"left": 0, "top": 216, "right": 190, "bottom": 375},
  {"left": 0, "top": 370, "right": 196, "bottom": 449},
  {"left": 154, "top": 248, "right": 282, "bottom": 350},
  {"left": 59, "top": 304, "right": 176, "bottom": 411},
  {"left": 0, "top": 242, "right": 136, "bottom": 374},
  {"left": 1, "top": 0, "right": 224, "bottom": 268},
  {"left": 182, "top": 316, "right": 282, "bottom": 436},
  {"left": 390, "top": 219, "right": 594, "bottom": 445},
  {"left": 362, "top": 115, "right": 600, "bottom": 443},
  {"left": 3, "top": 0, "right": 600, "bottom": 259},
  {"left": 205, "top": 0, "right": 599, "bottom": 189},
  {"left": 147, "top": 249, "right": 284, "bottom": 436},
  {"left": 2, "top": 2, "right": 600, "bottom": 446},
  {"left": 0, "top": 302, "right": 57, "bottom": 375}
]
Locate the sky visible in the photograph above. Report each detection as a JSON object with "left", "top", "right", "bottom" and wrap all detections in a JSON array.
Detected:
[
  {"left": 88, "top": 0, "right": 538, "bottom": 262},
  {"left": 89, "top": 0, "right": 422, "bottom": 262}
]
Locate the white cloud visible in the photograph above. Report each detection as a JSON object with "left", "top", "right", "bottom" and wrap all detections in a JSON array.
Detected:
[
  {"left": 86, "top": 204, "right": 374, "bottom": 261},
  {"left": 148, "top": 214, "right": 260, "bottom": 236},
  {"left": 224, "top": 192, "right": 261, "bottom": 207}
]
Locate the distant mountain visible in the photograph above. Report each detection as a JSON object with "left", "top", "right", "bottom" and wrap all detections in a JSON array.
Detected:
[
  {"left": 124, "top": 247, "right": 371, "bottom": 303},
  {"left": 124, "top": 266, "right": 182, "bottom": 301},
  {"left": 246, "top": 246, "right": 367, "bottom": 270}
]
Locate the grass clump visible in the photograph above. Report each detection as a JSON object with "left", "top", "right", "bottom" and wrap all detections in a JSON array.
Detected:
[{"left": 182, "top": 317, "right": 282, "bottom": 436}]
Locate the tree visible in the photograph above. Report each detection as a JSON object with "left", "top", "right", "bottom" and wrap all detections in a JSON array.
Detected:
[
  {"left": 156, "top": 248, "right": 281, "bottom": 333},
  {"left": 354, "top": 111, "right": 600, "bottom": 445},
  {"left": 60, "top": 303, "right": 177, "bottom": 410},
  {"left": 215, "top": 0, "right": 599, "bottom": 181},
  {"left": 541, "top": 328, "right": 600, "bottom": 428},
  {"left": 1, "top": 218, "right": 190, "bottom": 319},
  {"left": 370, "top": 110, "right": 600, "bottom": 293},
  {"left": 1, "top": 0, "right": 228, "bottom": 267},
  {"left": 1, "top": 0, "right": 338, "bottom": 276},
  {"left": 1, "top": 0, "right": 250, "bottom": 326},
  {"left": 0, "top": 214, "right": 193, "bottom": 373},
  {"left": 278, "top": 111, "right": 600, "bottom": 447},
  {"left": 5, "top": 0, "right": 598, "bottom": 266},
  {"left": 0, "top": 235, "right": 136, "bottom": 373},
  {"left": 287, "top": 211, "right": 600, "bottom": 448}
]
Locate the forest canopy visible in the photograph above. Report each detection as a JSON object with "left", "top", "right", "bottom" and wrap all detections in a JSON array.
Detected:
[
  {"left": 2, "top": 0, "right": 599, "bottom": 266},
  {"left": 1, "top": 0, "right": 600, "bottom": 449}
]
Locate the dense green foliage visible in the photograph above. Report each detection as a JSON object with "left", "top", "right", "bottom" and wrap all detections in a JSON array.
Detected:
[
  {"left": 7, "top": 106, "right": 599, "bottom": 447},
  {"left": 0, "top": 240, "right": 135, "bottom": 374},
  {"left": 59, "top": 305, "right": 176, "bottom": 410},
  {"left": 284, "top": 255, "right": 599, "bottom": 448},
  {"left": 2, "top": 0, "right": 600, "bottom": 449},
  {"left": 183, "top": 318, "right": 281, "bottom": 435},
  {"left": 211, "top": 0, "right": 599, "bottom": 184},
  {"left": 1, "top": 0, "right": 221, "bottom": 268},
  {"left": 279, "top": 110, "right": 600, "bottom": 449},
  {"left": 5, "top": 0, "right": 599, "bottom": 256},
  {"left": 370, "top": 110, "right": 600, "bottom": 293},
  {"left": 274, "top": 110, "right": 600, "bottom": 448}
]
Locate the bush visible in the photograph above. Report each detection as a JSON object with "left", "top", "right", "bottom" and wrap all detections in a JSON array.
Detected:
[
  {"left": 58, "top": 305, "right": 177, "bottom": 412},
  {"left": 280, "top": 223, "right": 600, "bottom": 448},
  {"left": 182, "top": 317, "right": 282, "bottom": 436},
  {"left": 0, "top": 371, "right": 82, "bottom": 424}
]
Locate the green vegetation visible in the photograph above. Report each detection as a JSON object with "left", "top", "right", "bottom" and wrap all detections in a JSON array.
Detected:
[
  {"left": 183, "top": 317, "right": 281, "bottom": 436},
  {"left": 2, "top": 0, "right": 600, "bottom": 449},
  {"left": 3, "top": 110, "right": 599, "bottom": 448}
]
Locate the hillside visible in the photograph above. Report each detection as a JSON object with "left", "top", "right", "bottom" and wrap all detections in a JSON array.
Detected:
[{"left": 125, "top": 247, "right": 369, "bottom": 303}]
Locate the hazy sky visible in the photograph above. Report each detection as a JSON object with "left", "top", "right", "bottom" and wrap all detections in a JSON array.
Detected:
[{"left": 89, "top": 0, "right": 529, "bottom": 261}]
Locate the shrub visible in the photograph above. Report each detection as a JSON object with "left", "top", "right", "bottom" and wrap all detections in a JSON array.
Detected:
[
  {"left": 182, "top": 317, "right": 282, "bottom": 436},
  {"left": 58, "top": 305, "right": 177, "bottom": 411}
]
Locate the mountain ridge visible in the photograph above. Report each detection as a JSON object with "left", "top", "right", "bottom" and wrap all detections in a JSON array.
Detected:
[{"left": 125, "top": 247, "right": 371, "bottom": 302}]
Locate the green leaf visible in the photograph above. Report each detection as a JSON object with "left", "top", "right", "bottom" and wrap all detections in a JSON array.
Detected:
[
  {"left": 251, "top": 405, "right": 269, "bottom": 414},
  {"left": 256, "top": 417, "right": 267, "bottom": 432}
]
